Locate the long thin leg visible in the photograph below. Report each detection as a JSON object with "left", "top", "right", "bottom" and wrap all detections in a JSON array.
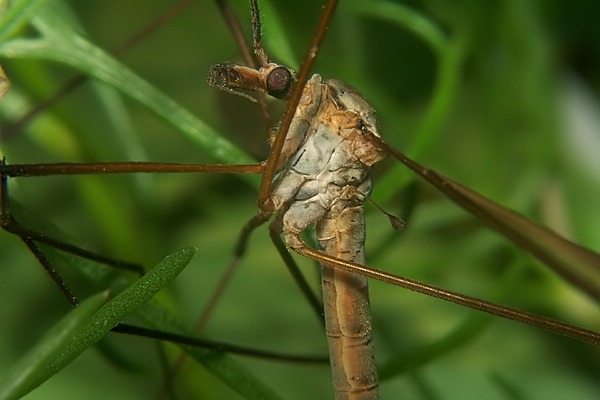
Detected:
[
  {"left": 292, "top": 238, "right": 600, "bottom": 344},
  {"left": 381, "top": 140, "right": 600, "bottom": 302},
  {"left": 159, "top": 204, "right": 332, "bottom": 395},
  {"left": 1, "top": 160, "right": 326, "bottom": 362},
  {"left": 1, "top": 160, "right": 144, "bottom": 287},
  {"left": 156, "top": 211, "right": 272, "bottom": 397},
  {"left": 269, "top": 215, "right": 324, "bottom": 325},
  {"left": 3, "top": 217, "right": 144, "bottom": 275},
  {"left": 112, "top": 323, "right": 327, "bottom": 363}
]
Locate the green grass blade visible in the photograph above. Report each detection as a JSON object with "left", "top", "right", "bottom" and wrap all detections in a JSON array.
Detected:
[
  {"left": 0, "top": 247, "right": 194, "bottom": 400},
  {"left": 136, "top": 301, "right": 284, "bottom": 400},
  {"left": 0, "top": 0, "right": 49, "bottom": 42},
  {"left": 47, "top": 248, "right": 195, "bottom": 370},
  {"left": 0, "top": 292, "right": 106, "bottom": 400},
  {"left": 0, "top": 4, "right": 256, "bottom": 170}
]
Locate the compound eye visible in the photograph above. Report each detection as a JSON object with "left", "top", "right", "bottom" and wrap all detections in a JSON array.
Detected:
[{"left": 266, "top": 67, "right": 293, "bottom": 98}]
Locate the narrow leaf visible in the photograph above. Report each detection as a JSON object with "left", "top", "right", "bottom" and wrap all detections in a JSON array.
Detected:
[
  {"left": 134, "top": 300, "right": 284, "bottom": 400},
  {"left": 47, "top": 247, "right": 195, "bottom": 372},
  {"left": 0, "top": 248, "right": 194, "bottom": 400},
  {"left": 0, "top": 292, "right": 107, "bottom": 400}
]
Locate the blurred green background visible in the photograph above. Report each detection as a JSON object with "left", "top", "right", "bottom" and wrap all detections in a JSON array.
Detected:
[{"left": 1, "top": 0, "right": 599, "bottom": 399}]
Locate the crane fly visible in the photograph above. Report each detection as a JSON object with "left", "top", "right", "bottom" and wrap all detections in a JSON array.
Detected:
[{"left": 1, "top": 0, "right": 599, "bottom": 399}]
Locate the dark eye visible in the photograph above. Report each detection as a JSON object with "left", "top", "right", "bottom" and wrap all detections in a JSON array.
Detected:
[{"left": 266, "top": 67, "right": 293, "bottom": 98}]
